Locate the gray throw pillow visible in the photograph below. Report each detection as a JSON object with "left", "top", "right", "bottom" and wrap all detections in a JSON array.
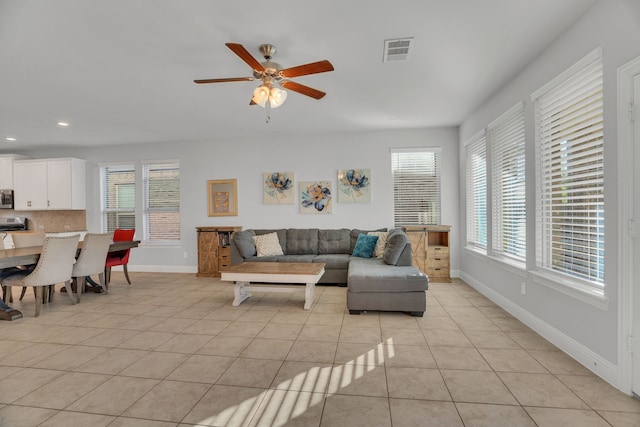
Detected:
[
  {"left": 233, "top": 230, "right": 257, "bottom": 258},
  {"left": 383, "top": 229, "right": 410, "bottom": 266}
]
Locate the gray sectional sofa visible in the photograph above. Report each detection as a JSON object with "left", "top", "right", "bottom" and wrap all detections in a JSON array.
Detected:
[{"left": 230, "top": 228, "right": 429, "bottom": 316}]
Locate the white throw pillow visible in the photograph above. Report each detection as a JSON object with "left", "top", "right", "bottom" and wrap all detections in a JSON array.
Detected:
[
  {"left": 368, "top": 231, "right": 388, "bottom": 258},
  {"left": 253, "top": 232, "right": 284, "bottom": 257}
]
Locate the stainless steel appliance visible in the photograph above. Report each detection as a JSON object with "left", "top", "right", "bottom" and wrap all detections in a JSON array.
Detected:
[
  {"left": 0, "top": 217, "right": 27, "bottom": 232},
  {"left": 0, "top": 190, "right": 14, "bottom": 209}
]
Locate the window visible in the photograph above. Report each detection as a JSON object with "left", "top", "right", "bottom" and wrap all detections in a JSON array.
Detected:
[
  {"left": 100, "top": 161, "right": 181, "bottom": 244},
  {"left": 100, "top": 164, "right": 135, "bottom": 233},
  {"left": 142, "top": 161, "right": 180, "bottom": 242},
  {"left": 391, "top": 148, "right": 441, "bottom": 227},
  {"left": 466, "top": 131, "right": 487, "bottom": 251},
  {"left": 533, "top": 48, "right": 604, "bottom": 289},
  {"left": 489, "top": 102, "right": 526, "bottom": 264}
]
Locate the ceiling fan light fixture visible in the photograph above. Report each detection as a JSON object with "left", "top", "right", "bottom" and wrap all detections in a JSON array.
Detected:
[
  {"left": 269, "top": 87, "right": 287, "bottom": 108},
  {"left": 252, "top": 84, "right": 270, "bottom": 107}
]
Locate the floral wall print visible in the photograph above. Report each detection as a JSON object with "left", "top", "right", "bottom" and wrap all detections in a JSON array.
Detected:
[
  {"left": 263, "top": 172, "right": 295, "bottom": 204},
  {"left": 338, "top": 169, "right": 371, "bottom": 203},
  {"left": 300, "top": 181, "right": 332, "bottom": 214}
]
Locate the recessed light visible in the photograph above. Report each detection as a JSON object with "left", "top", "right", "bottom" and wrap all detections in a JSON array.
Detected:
[
  {"left": 57, "top": 121, "right": 69, "bottom": 127},
  {"left": 5, "top": 137, "right": 16, "bottom": 141}
]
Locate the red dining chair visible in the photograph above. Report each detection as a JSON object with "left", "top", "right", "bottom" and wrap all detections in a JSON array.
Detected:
[{"left": 105, "top": 229, "right": 135, "bottom": 285}]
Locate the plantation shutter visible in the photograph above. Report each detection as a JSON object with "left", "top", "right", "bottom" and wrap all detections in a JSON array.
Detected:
[
  {"left": 142, "top": 161, "right": 181, "bottom": 242},
  {"left": 391, "top": 148, "right": 441, "bottom": 227},
  {"left": 533, "top": 48, "right": 604, "bottom": 287},
  {"left": 490, "top": 102, "right": 526, "bottom": 263},
  {"left": 466, "top": 131, "right": 487, "bottom": 250}
]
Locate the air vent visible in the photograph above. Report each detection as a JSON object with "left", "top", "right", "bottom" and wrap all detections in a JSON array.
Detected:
[{"left": 383, "top": 37, "right": 413, "bottom": 62}]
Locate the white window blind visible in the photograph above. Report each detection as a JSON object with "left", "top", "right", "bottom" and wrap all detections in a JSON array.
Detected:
[
  {"left": 100, "top": 164, "right": 136, "bottom": 233},
  {"left": 466, "top": 132, "right": 487, "bottom": 250},
  {"left": 391, "top": 149, "right": 441, "bottom": 227},
  {"left": 533, "top": 49, "right": 604, "bottom": 288},
  {"left": 142, "top": 161, "right": 181, "bottom": 242},
  {"left": 490, "top": 102, "right": 526, "bottom": 264}
]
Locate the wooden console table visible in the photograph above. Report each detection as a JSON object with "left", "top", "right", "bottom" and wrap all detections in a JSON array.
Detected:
[{"left": 196, "top": 226, "right": 242, "bottom": 277}]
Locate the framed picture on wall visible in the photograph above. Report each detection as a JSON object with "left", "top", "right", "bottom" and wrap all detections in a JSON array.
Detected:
[
  {"left": 299, "top": 181, "right": 332, "bottom": 214},
  {"left": 338, "top": 169, "right": 371, "bottom": 203},
  {"left": 263, "top": 172, "right": 295, "bottom": 204},
  {"left": 208, "top": 179, "right": 238, "bottom": 216}
]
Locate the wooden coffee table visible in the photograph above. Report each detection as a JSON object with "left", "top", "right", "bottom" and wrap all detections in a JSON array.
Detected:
[{"left": 220, "top": 262, "right": 325, "bottom": 310}]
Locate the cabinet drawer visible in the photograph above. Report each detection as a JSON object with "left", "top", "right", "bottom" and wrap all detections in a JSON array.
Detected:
[
  {"left": 426, "top": 267, "right": 450, "bottom": 278},
  {"left": 219, "top": 246, "right": 231, "bottom": 256},
  {"left": 427, "top": 245, "right": 449, "bottom": 254},
  {"left": 428, "top": 257, "right": 449, "bottom": 268}
]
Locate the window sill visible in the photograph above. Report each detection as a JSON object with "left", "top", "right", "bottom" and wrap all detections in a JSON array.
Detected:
[
  {"left": 530, "top": 270, "right": 608, "bottom": 311},
  {"left": 488, "top": 256, "right": 527, "bottom": 278},
  {"left": 464, "top": 246, "right": 487, "bottom": 258}
]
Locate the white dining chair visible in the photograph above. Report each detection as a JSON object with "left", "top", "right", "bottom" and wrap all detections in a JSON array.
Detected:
[
  {"left": 1, "top": 231, "right": 47, "bottom": 302},
  {"left": 1, "top": 235, "right": 80, "bottom": 317},
  {"left": 71, "top": 233, "right": 112, "bottom": 302}
]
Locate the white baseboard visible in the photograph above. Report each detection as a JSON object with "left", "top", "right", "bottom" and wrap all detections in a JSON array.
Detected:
[
  {"left": 459, "top": 272, "right": 620, "bottom": 390},
  {"left": 110, "top": 265, "right": 198, "bottom": 274}
]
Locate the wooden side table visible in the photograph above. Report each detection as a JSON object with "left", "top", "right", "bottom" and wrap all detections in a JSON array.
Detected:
[{"left": 195, "top": 226, "right": 242, "bottom": 277}]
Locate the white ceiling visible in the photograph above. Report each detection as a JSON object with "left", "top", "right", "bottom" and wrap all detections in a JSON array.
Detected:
[{"left": 0, "top": 0, "right": 596, "bottom": 149}]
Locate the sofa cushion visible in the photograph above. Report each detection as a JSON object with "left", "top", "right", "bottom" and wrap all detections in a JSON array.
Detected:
[
  {"left": 233, "top": 230, "right": 257, "bottom": 258},
  {"left": 278, "top": 255, "right": 317, "bottom": 263},
  {"left": 253, "top": 232, "right": 284, "bottom": 257},
  {"left": 318, "top": 229, "right": 351, "bottom": 254},
  {"left": 352, "top": 234, "right": 379, "bottom": 258},
  {"left": 383, "top": 229, "right": 412, "bottom": 266},
  {"left": 350, "top": 228, "right": 387, "bottom": 253},
  {"left": 254, "top": 229, "right": 287, "bottom": 254},
  {"left": 313, "top": 254, "right": 351, "bottom": 270},
  {"left": 286, "top": 229, "right": 319, "bottom": 255},
  {"left": 348, "top": 258, "right": 428, "bottom": 293},
  {"left": 368, "top": 231, "right": 388, "bottom": 258}
]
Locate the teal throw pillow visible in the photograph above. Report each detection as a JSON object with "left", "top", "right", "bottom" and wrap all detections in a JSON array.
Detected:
[{"left": 352, "top": 234, "right": 379, "bottom": 258}]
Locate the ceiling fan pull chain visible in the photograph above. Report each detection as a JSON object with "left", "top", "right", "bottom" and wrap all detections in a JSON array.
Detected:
[{"left": 265, "top": 99, "right": 271, "bottom": 123}]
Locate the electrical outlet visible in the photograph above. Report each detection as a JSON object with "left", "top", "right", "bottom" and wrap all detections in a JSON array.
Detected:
[
  {"left": 521, "top": 281, "right": 526, "bottom": 295},
  {"left": 183, "top": 251, "right": 188, "bottom": 259}
]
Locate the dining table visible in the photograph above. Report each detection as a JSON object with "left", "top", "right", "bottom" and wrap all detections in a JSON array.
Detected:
[
  {"left": 0, "top": 239, "right": 140, "bottom": 320},
  {"left": 0, "top": 240, "right": 140, "bottom": 269}
]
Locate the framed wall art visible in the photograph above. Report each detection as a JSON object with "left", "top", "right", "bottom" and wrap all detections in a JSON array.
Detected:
[
  {"left": 338, "top": 169, "right": 371, "bottom": 203},
  {"left": 263, "top": 172, "right": 295, "bottom": 204},
  {"left": 299, "top": 181, "right": 332, "bottom": 214},
  {"left": 208, "top": 179, "right": 238, "bottom": 216}
]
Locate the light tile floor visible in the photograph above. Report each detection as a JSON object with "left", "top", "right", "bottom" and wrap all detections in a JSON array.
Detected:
[{"left": 0, "top": 273, "right": 639, "bottom": 427}]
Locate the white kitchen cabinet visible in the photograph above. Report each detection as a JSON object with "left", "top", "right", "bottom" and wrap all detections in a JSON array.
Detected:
[
  {"left": 13, "top": 158, "right": 86, "bottom": 210},
  {"left": 0, "top": 154, "right": 28, "bottom": 189}
]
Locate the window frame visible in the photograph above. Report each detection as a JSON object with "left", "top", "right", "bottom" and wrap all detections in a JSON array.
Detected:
[
  {"left": 465, "top": 130, "right": 488, "bottom": 252},
  {"left": 99, "top": 162, "right": 136, "bottom": 234},
  {"left": 531, "top": 47, "right": 606, "bottom": 301},
  {"left": 390, "top": 147, "right": 442, "bottom": 227},
  {"left": 488, "top": 102, "right": 526, "bottom": 267},
  {"left": 141, "top": 160, "right": 181, "bottom": 244}
]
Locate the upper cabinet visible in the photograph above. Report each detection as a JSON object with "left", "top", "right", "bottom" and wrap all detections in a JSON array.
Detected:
[
  {"left": 0, "top": 154, "right": 28, "bottom": 189},
  {"left": 13, "top": 158, "right": 86, "bottom": 210}
]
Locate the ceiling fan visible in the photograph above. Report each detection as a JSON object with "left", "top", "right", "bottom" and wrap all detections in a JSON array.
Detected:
[{"left": 194, "top": 43, "right": 334, "bottom": 121}]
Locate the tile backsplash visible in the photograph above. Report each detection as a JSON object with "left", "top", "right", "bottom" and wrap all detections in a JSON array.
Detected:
[{"left": 0, "top": 210, "right": 86, "bottom": 232}]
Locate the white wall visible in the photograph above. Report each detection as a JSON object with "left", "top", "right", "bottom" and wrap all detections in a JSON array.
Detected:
[
  {"left": 459, "top": 0, "right": 640, "bottom": 385},
  {"left": 22, "top": 127, "right": 459, "bottom": 273}
]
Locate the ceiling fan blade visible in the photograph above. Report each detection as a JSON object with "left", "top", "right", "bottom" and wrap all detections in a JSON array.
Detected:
[
  {"left": 279, "top": 60, "right": 334, "bottom": 78},
  {"left": 194, "top": 77, "right": 255, "bottom": 84},
  {"left": 225, "top": 43, "right": 266, "bottom": 72},
  {"left": 280, "top": 80, "right": 326, "bottom": 99}
]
